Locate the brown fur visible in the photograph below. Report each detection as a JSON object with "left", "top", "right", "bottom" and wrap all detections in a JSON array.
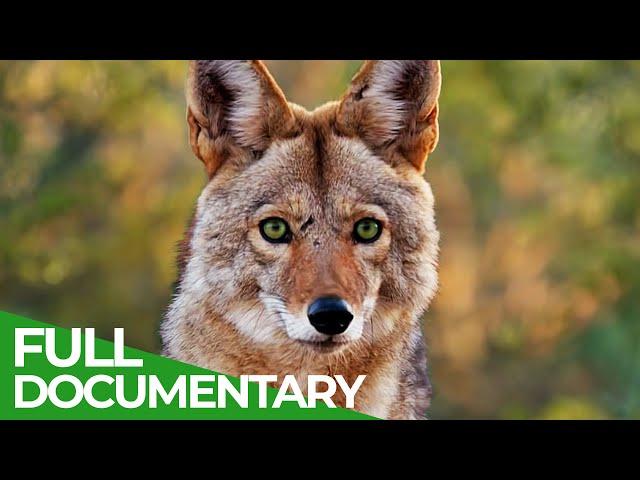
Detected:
[{"left": 162, "top": 60, "right": 442, "bottom": 419}]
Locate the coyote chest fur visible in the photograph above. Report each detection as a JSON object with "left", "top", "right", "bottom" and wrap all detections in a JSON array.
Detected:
[{"left": 161, "top": 60, "right": 442, "bottom": 419}]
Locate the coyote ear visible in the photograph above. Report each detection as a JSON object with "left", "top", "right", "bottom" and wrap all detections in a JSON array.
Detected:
[
  {"left": 186, "top": 60, "right": 296, "bottom": 177},
  {"left": 337, "top": 60, "right": 441, "bottom": 172}
]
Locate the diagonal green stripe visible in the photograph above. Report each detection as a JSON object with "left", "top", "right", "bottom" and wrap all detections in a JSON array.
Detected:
[{"left": 0, "top": 311, "right": 374, "bottom": 420}]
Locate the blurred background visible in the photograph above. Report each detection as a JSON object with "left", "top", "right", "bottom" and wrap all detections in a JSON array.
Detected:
[{"left": 1, "top": 60, "right": 639, "bottom": 419}]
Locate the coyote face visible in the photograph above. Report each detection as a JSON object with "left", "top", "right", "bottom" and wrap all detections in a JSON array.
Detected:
[{"left": 162, "top": 60, "right": 441, "bottom": 419}]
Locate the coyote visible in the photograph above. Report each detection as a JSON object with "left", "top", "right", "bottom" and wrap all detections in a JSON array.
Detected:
[{"left": 161, "top": 60, "right": 441, "bottom": 419}]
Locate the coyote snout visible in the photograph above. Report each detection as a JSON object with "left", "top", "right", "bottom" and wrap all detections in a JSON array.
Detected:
[
  {"left": 307, "top": 296, "right": 353, "bottom": 335},
  {"left": 162, "top": 60, "right": 442, "bottom": 419},
  {"left": 261, "top": 294, "right": 357, "bottom": 352}
]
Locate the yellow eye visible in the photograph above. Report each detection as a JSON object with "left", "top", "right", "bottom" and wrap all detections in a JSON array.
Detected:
[
  {"left": 353, "top": 218, "right": 382, "bottom": 243},
  {"left": 259, "top": 217, "right": 291, "bottom": 243}
]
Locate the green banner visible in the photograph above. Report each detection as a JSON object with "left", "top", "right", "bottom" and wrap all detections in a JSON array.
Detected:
[{"left": 0, "top": 311, "right": 372, "bottom": 420}]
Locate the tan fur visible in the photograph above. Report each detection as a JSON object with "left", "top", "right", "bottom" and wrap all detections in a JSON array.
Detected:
[{"left": 162, "top": 60, "right": 442, "bottom": 419}]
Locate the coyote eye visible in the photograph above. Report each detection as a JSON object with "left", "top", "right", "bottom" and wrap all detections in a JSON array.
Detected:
[
  {"left": 353, "top": 218, "right": 382, "bottom": 243},
  {"left": 259, "top": 217, "right": 291, "bottom": 243}
]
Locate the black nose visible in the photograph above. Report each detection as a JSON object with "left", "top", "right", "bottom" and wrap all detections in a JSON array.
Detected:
[{"left": 307, "top": 297, "right": 353, "bottom": 335}]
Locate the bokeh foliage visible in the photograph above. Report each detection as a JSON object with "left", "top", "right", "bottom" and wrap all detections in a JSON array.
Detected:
[{"left": 1, "top": 60, "right": 638, "bottom": 418}]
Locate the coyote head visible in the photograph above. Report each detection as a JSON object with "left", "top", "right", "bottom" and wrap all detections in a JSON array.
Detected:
[{"left": 164, "top": 60, "right": 441, "bottom": 356}]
